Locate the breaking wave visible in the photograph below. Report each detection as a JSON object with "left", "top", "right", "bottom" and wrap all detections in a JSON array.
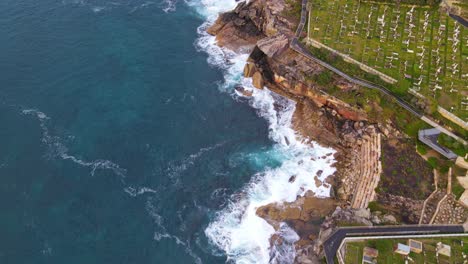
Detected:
[{"left": 188, "top": 0, "right": 337, "bottom": 263}]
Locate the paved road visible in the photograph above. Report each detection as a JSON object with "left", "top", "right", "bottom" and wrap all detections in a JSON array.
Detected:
[
  {"left": 290, "top": 0, "right": 468, "bottom": 144},
  {"left": 323, "top": 225, "right": 466, "bottom": 264}
]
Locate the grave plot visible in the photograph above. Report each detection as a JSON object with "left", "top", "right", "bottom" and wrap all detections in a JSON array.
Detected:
[{"left": 307, "top": 0, "right": 467, "bottom": 121}]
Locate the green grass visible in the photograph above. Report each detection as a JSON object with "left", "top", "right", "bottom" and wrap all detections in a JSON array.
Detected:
[
  {"left": 416, "top": 142, "right": 429, "bottom": 155},
  {"left": 452, "top": 178, "right": 465, "bottom": 200},
  {"left": 306, "top": 0, "right": 467, "bottom": 120},
  {"left": 284, "top": 0, "right": 302, "bottom": 19},
  {"left": 438, "top": 133, "right": 468, "bottom": 157},
  {"left": 345, "top": 237, "right": 468, "bottom": 264},
  {"left": 427, "top": 156, "right": 439, "bottom": 169},
  {"left": 368, "top": 201, "right": 388, "bottom": 214}
]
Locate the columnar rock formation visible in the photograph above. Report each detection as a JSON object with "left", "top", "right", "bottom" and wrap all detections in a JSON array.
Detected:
[{"left": 351, "top": 133, "right": 382, "bottom": 209}]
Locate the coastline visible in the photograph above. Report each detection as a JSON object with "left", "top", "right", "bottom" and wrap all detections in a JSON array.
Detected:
[
  {"left": 200, "top": 0, "right": 361, "bottom": 261},
  {"left": 199, "top": 0, "right": 437, "bottom": 262}
]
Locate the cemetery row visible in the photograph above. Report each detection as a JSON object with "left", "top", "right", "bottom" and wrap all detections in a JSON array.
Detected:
[{"left": 307, "top": 0, "right": 467, "bottom": 119}]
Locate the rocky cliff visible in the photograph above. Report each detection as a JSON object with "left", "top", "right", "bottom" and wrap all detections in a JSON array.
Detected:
[{"left": 206, "top": 0, "right": 416, "bottom": 262}]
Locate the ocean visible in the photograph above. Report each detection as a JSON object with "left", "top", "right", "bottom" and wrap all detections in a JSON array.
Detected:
[{"left": 0, "top": 0, "right": 335, "bottom": 263}]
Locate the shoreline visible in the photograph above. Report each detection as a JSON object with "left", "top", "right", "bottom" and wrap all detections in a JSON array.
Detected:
[
  {"left": 201, "top": 0, "right": 422, "bottom": 262},
  {"left": 199, "top": 0, "right": 467, "bottom": 262},
  {"left": 202, "top": 0, "right": 363, "bottom": 261}
]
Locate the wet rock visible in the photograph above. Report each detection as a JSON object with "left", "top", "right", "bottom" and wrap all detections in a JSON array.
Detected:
[
  {"left": 314, "top": 176, "right": 322, "bottom": 188},
  {"left": 234, "top": 86, "right": 253, "bottom": 97},
  {"left": 289, "top": 175, "right": 296, "bottom": 183}
]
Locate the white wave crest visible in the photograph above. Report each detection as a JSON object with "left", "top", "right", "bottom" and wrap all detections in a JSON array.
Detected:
[
  {"left": 124, "top": 186, "right": 158, "bottom": 197},
  {"left": 22, "top": 109, "right": 127, "bottom": 178},
  {"left": 160, "top": 0, "right": 176, "bottom": 13},
  {"left": 187, "top": 0, "right": 337, "bottom": 263},
  {"left": 269, "top": 223, "right": 300, "bottom": 264}
]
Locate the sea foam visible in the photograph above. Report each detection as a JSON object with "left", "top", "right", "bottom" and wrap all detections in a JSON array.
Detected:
[{"left": 189, "top": 0, "right": 337, "bottom": 263}]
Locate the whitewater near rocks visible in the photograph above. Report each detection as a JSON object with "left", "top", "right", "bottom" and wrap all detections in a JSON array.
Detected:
[{"left": 189, "top": 0, "right": 337, "bottom": 263}]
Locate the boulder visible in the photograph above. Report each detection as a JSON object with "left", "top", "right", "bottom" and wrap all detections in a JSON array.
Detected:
[
  {"left": 382, "top": 214, "right": 397, "bottom": 224},
  {"left": 371, "top": 215, "right": 381, "bottom": 224},
  {"left": 252, "top": 71, "right": 264, "bottom": 89},
  {"left": 243, "top": 63, "right": 256, "bottom": 77},
  {"left": 234, "top": 86, "right": 253, "bottom": 97},
  {"left": 354, "top": 208, "right": 371, "bottom": 219}
]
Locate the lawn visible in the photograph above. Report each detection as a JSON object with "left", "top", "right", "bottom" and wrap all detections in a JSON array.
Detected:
[
  {"left": 306, "top": 0, "right": 467, "bottom": 121},
  {"left": 345, "top": 237, "right": 468, "bottom": 264}
]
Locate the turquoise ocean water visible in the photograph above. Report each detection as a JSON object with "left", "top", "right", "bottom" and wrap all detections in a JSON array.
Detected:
[{"left": 0, "top": 0, "right": 336, "bottom": 263}]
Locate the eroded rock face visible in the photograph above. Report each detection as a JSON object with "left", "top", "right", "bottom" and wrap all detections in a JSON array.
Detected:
[
  {"left": 207, "top": 0, "right": 408, "bottom": 261},
  {"left": 257, "top": 34, "right": 289, "bottom": 57},
  {"left": 206, "top": 1, "right": 265, "bottom": 52}
]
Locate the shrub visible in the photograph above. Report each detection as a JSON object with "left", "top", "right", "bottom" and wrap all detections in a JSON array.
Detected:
[
  {"left": 314, "top": 71, "right": 333, "bottom": 85},
  {"left": 438, "top": 133, "right": 468, "bottom": 157},
  {"left": 368, "top": 201, "right": 388, "bottom": 214},
  {"left": 452, "top": 180, "right": 465, "bottom": 200},
  {"left": 416, "top": 143, "right": 428, "bottom": 155},
  {"left": 427, "top": 157, "right": 439, "bottom": 169}
]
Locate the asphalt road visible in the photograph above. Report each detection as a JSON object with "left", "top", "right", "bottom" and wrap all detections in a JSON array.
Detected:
[{"left": 323, "top": 225, "right": 466, "bottom": 264}]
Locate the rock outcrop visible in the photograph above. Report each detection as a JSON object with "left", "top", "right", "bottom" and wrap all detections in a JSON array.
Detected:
[{"left": 206, "top": 0, "right": 427, "bottom": 262}]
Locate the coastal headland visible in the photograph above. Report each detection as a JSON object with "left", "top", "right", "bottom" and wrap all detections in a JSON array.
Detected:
[{"left": 207, "top": 0, "right": 468, "bottom": 262}]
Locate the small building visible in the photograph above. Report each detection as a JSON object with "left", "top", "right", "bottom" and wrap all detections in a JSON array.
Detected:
[
  {"left": 362, "top": 247, "right": 378, "bottom": 264},
  {"left": 436, "top": 242, "right": 451, "bottom": 257},
  {"left": 408, "top": 239, "right": 423, "bottom": 253},
  {"left": 394, "top": 243, "right": 411, "bottom": 255}
]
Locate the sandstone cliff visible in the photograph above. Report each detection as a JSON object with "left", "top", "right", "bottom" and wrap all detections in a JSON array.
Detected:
[{"left": 206, "top": 0, "right": 421, "bottom": 262}]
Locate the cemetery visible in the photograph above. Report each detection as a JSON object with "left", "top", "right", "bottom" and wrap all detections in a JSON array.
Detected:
[
  {"left": 306, "top": 0, "right": 467, "bottom": 122},
  {"left": 344, "top": 237, "right": 468, "bottom": 263}
]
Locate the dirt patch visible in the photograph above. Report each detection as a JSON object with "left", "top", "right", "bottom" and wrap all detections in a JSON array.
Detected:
[{"left": 377, "top": 139, "right": 434, "bottom": 200}]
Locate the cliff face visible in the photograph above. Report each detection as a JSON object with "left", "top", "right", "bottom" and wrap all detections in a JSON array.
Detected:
[
  {"left": 206, "top": 0, "right": 397, "bottom": 262},
  {"left": 208, "top": 0, "right": 368, "bottom": 149}
]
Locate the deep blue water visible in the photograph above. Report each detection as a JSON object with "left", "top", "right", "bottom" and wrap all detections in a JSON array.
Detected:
[{"left": 0, "top": 1, "right": 276, "bottom": 263}]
